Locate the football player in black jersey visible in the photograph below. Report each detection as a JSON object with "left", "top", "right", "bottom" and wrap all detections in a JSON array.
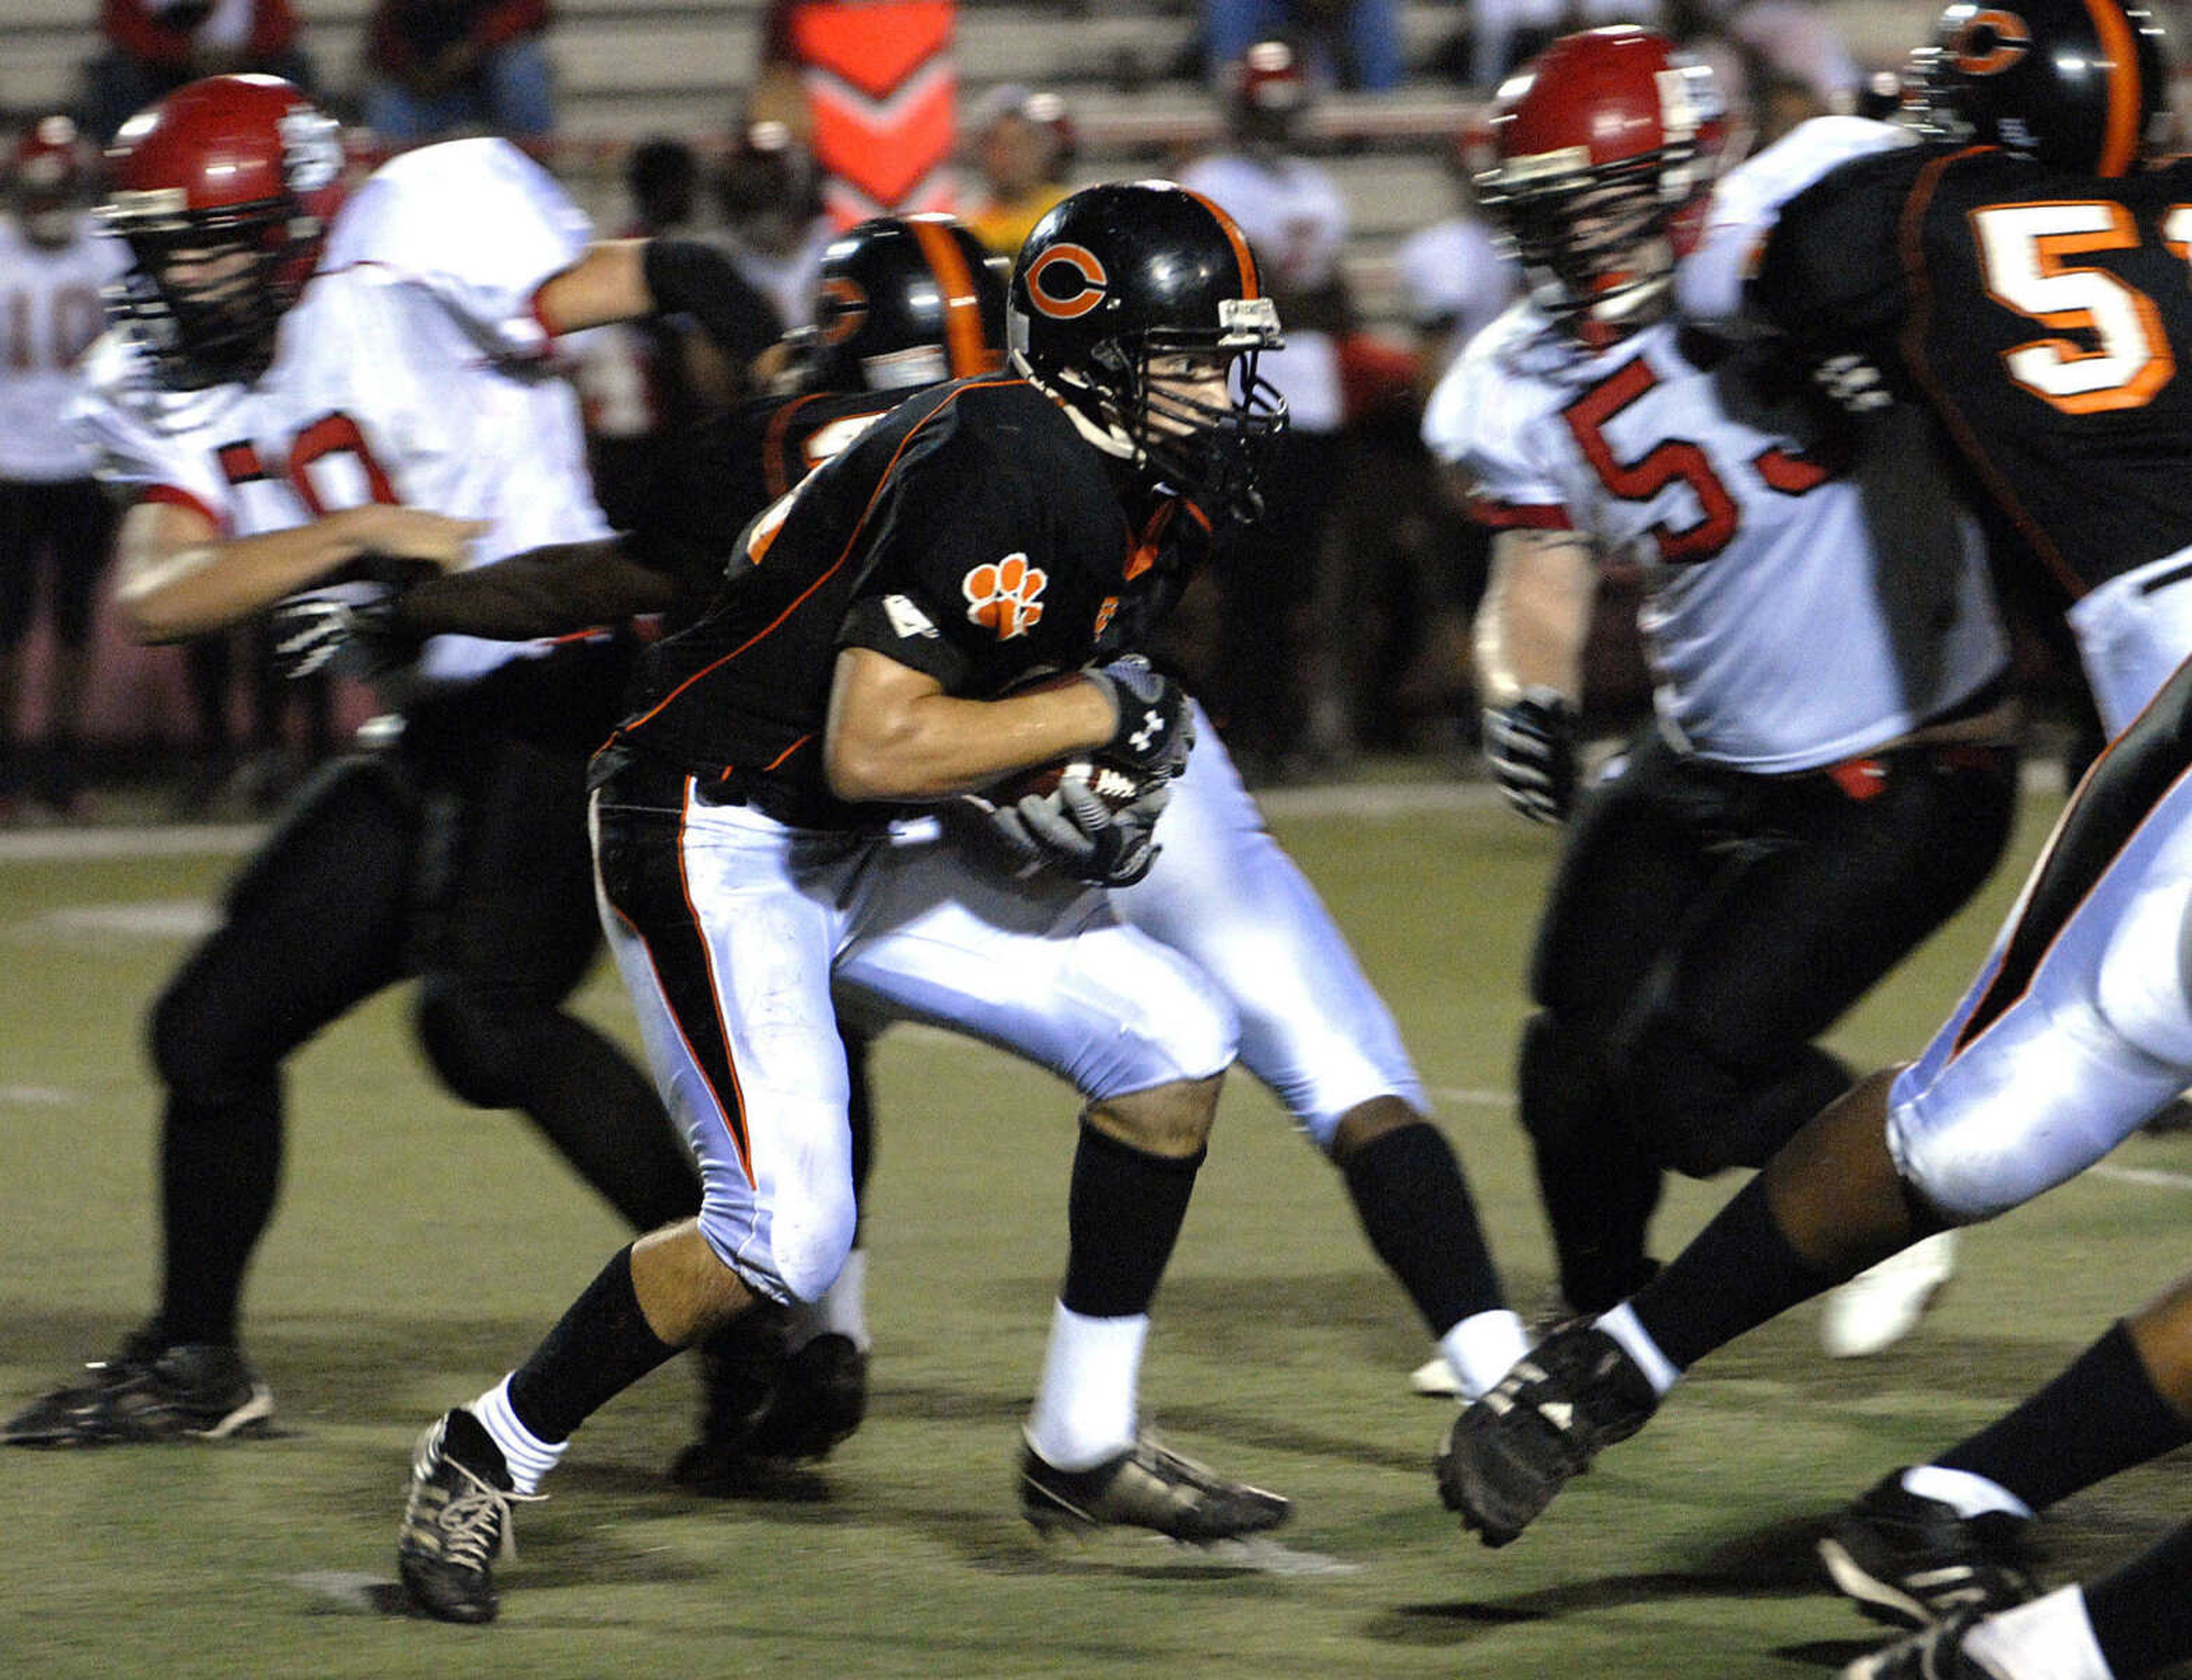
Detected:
[
  {"left": 1438, "top": 9, "right": 2192, "bottom": 1675},
  {"left": 393, "top": 181, "right": 1303, "bottom": 1625}
]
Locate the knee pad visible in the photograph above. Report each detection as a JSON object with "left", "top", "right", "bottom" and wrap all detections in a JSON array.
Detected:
[
  {"left": 1518, "top": 1011, "right": 1612, "bottom": 1157},
  {"left": 414, "top": 981, "right": 530, "bottom": 1109},
  {"left": 1620, "top": 1004, "right": 1849, "bottom": 1179},
  {"left": 148, "top": 967, "right": 265, "bottom": 1111}
]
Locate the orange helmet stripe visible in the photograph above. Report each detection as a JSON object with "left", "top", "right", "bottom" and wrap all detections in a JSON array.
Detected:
[
  {"left": 906, "top": 217, "right": 995, "bottom": 375},
  {"left": 2084, "top": 0, "right": 2143, "bottom": 176},
  {"left": 1178, "top": 186, "right": 1260, "bottom": 299}
]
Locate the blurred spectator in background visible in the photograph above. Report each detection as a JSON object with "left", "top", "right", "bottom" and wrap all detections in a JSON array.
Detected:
[
  {"left": 573, "top": 138, "right": 767, "bottom": 533},
  {"left": 961, "top": 83, "right": 1074, "bottom": 259},
  {"left": 361, "top": 0, "right": 556, "bottom": 146},
  {"left": 1205, "top": 0, "right": 1404, "bottom": 92},
  {"left": 83, "top": 0, "right": 316, "bottom": 141},
  {"left": 0, "top": 117, "right": 123, "bottom": 820},
  {"left": 1665, "top": 0, "right": 1860, "bottom": 136},
  {"left": 1178, "top": 37, "right": 1354, "bottom": 779},
  {"left": 1393, "top": 114, "right": 1518, "bottom": 386},
  {"left": 715, "top": 118, "right": 831, "bottom": 331},
  {"left": 1452, "top": 0, "right": 1661, "bottom": 90},
  {"left": 1371, "top": 112, "right": 1520, "bottom": 754}
]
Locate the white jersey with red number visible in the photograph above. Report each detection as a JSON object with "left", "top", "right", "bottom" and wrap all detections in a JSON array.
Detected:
[
  {"left": 246, "top": 138, "right": 610, "bottom": 683},
  {"left": 73, "top": 332, "right": 307, "bottom": 538},
  {"left": 1179, "top": 150, "right": 1347, "bottom": 432},
  {"left": 1423, "top": 306, "right": 2006, "bottom": 771},
  {"left": 0, "top": 218, "right": 128, "bottom": 482}
]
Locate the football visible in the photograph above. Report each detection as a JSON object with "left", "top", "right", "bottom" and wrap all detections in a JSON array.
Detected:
[{"left": 983, "top": 755, "right": 1148, "bottom": 813}]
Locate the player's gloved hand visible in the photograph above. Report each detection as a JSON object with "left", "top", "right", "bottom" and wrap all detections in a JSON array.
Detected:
[
  {"left": 268, "top": 587, "right": 411, "bottom": 682},
  {"left": 1082, "top": 655, "right": 1194, "bottom": 780},
  {"left": 1482, "top": 687, "right": 1577, "bottom": 824},
  {"left": 989, "top": 773, "right": 1172, "bottom": 889}
]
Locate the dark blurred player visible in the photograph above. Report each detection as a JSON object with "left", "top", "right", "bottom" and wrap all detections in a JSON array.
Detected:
[
  {"left": 0, "top": 116, "right": 124, "bottom": 816},
  {"left": 1435, "top": 11, "right": 2192, "bottom": 1676}
]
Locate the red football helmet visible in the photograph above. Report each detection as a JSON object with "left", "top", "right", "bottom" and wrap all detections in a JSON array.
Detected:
[
  {"left": 1477, "top": 26, "right": 1726, "bottom": 347},
  {"left": 102, "top": 74, "right": 345, "bottom": 388},
  {"left": 11, "top": 115, "right": 93, "bottom": 248}
]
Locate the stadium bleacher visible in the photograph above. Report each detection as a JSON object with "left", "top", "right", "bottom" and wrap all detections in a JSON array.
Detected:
[{"left": 0, "top": 1, "right": 1946, "bottom": 329}]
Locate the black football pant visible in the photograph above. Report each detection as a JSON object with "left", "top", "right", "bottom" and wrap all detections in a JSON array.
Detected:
[
  {"left": 144, "top": 645, "right": 701, "bottom": 1348},
  {"left": 1521, "top": 726, "right": 2017, "bottom": 1312}
]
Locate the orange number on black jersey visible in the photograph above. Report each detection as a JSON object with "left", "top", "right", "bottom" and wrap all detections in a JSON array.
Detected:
[
  {"left": 1561, "top": 354, "right": 1824, "bottom": 565},
  {"left": 1971, "top": 200, "right": 2177, "bottom": 414}
]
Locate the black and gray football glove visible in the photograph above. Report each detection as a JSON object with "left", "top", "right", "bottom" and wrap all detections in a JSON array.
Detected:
[
  {"left": 988, "top": 772, "right": 1172, "bottom": 889},
  {"left": 1083, "top": 655, "right": 1193, "bottom": 780},
  {"left": 267, "top": 587, "right": 411, "bottom": 683},
  {"left": 1482, "top": 687, "right": 1577, "bottom": 824}
]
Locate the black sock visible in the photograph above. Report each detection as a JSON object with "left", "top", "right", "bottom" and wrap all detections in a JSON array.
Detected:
[
  {"left": 156, "top": 1082, "right": 283, "bottom": 1347},
  {"left": 1630, "top": 1173, "right": 1838, "bottom": 1371},
  {"left": 2086, "top": 1517, "right": 2192, "bottom": 1677},
  {"left": 1060, "top": 1122, "right": 1202, "bottom": 1319},
  {"left": 1342, "top": 1120, "right": 1504, "bottom": 1333},
  {"left": 507, "top": 1244, "right": 683, "bottom": 1443},
  {"left": 1941, "top": 1321, "right": 2192, "bottom": 1510}
]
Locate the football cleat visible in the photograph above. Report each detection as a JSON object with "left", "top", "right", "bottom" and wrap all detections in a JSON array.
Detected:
[
  {"left": 1820, "top": 1231, "right": 1958, "bottom": 1359},
  {"left": 1020, "top": 1434, "right": 1291, "bottom": 1542},
  {"left": 396, "top": 1408, "right": 541, "bottom": 1624},
  {"left": 1840, "top": 1609, "right": 2012, "bottom": 1679},
  {"left": 4, "top": 1334, "right": 273, "bottom": 1446},
  {"left": 1435, "top": 1323, "right": 1658, "bottom": 1546},
  {"left": 1819, "top": 1472, "right": 2038, "bottom": 1629},
  {"left": 743, "top": 1332, "right": 869, "bottom": 1461}
]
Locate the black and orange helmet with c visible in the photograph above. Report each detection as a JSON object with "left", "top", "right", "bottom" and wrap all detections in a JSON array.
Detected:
[
  {"left": 1921, "top": 0, "right": 2171, "bottom": 175},
  {"left": 806, "top": 213, "right": 1006, "bottom": 393},
  {"left": 1006, "top": 179, "right": 1286, "bottom": 523}
]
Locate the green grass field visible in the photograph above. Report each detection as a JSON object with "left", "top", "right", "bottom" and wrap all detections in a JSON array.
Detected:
[{"left": 5, "top": 781, "right": 2191, "bottom": 1679}]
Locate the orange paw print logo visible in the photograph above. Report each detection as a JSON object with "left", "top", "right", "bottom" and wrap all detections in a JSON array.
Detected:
[{"left": 962, "top": 552, "right": 1048, "bottom": 640}]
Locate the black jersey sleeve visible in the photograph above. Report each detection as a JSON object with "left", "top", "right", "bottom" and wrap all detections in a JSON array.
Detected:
[
  {"left": 835, "top": 396, "right": 1071, "bottom": 694},
  {"left": 1749, "top": 144, "right": 1933, "bottom": 349}
]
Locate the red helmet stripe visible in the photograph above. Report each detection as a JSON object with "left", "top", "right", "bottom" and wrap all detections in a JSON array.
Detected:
[
  {"left": 1177, "top": 187, "right": 1261, "bottom": 299},
  {"left": 2082, "top": 0, "right": 2143, "bottom": 176},
  {"left": 906, "top": 217, "right": 994, "bottom": 375}
]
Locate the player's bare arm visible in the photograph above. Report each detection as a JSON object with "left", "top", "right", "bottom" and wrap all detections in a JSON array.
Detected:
[
  {"left": 823, "top": 646, "right": 1117, "bottom": 803},
  {"left": 113, "top": 495, "right": 487, "bottom": 643},
  {"left": 395, "top": 538, "right": 685, "bottom": 639},
  {"left": 1472, "top": 527, "right": 1598, "bottom": 707}
]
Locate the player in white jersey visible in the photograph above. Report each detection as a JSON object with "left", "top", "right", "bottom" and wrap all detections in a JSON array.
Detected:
[
  {"left": 1420, "top": 27, "right": 2019, "bottom": 1359},
  {"left": 1435, "top": 17, "right": 2192, "bottom": 1675},
  {"left": 1, "top": 74, "right": 774, "bottom": 1456},
  {"left": 0, "top": 117, "right": 129, "bottom": 815}
]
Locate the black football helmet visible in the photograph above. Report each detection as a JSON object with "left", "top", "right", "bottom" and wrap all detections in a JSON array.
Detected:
[
  {"left": 1920, "top": 0, "right": 2171, "bottom": 175},
  {"left": 804, "top": 213, "right": 1006, "bottom": 392},
  {"left": 1008, "top": 180, "right": 1286, "bottom": 523}
]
